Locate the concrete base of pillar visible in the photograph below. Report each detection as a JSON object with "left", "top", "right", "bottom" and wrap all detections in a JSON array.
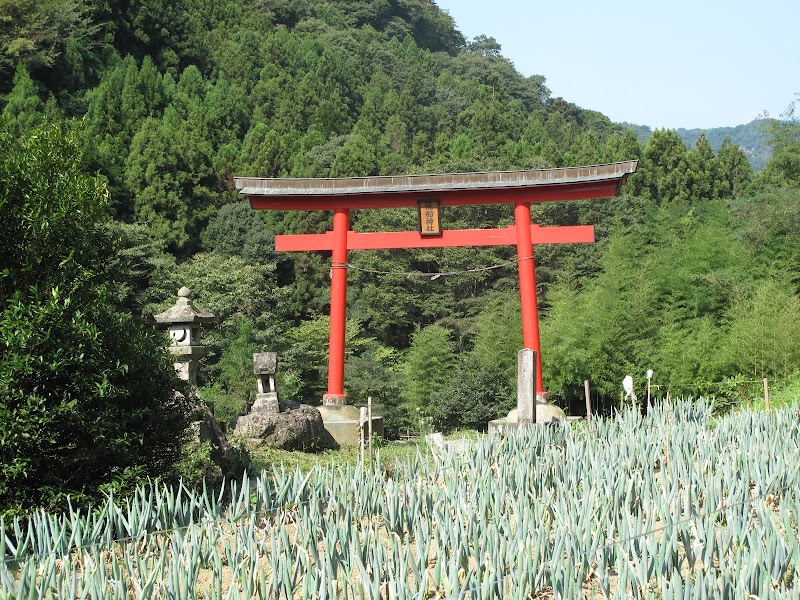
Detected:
[
  {"left": 488, "top": 404, "right": 567, "bottom": 434},
  {"left": 317, "top": 403, "right": 384, "bottom": 447},
  {"left": 322, "top": 393, "right": 348, "bottom": 407}
]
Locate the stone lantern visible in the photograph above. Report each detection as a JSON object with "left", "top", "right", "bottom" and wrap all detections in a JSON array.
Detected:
[
  {"left": 252, "top": 352, "right": 279, "bottom": 414},
  {"left": 154, "top": 287, "right": 215, "bottom": 386}
]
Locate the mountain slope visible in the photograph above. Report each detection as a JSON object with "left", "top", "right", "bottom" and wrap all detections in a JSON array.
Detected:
[{"left": 623, "top": 120, "right": 772, "bottom": 170}]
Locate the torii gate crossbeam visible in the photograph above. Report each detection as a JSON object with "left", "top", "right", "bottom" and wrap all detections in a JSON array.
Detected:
[{"left": 235, "top": 161, "right": 637, "bottom": 406}]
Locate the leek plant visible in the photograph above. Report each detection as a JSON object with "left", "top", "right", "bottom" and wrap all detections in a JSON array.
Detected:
[{"left": 1, "top": 400, "right": 799, "bottom": 598}]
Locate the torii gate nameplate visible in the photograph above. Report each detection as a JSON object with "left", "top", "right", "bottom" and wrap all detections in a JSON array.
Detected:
[{"left": 235, "top": 161, "right": 638, "bottom": 405}]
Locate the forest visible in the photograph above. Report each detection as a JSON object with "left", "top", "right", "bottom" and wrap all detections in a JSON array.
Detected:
[{"left": 1, "top": 0, "right": 799, "bottom": 512}]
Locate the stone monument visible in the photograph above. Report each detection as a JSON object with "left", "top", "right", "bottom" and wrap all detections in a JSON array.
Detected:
[
  {"left": 251, "top": 352, "right": 279, "bottom": 414},
  {"left": 488, "top": 349, "right": 566, "bottom": 432}
]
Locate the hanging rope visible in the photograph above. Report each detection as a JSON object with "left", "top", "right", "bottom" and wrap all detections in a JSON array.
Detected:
[{"left": 329, "top": 256, "right": 533, "bottom": 279}]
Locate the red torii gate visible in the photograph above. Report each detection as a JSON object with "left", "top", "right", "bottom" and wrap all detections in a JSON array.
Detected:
[{"left": 235, "top": 161, "right": 637, "bottom": 405}]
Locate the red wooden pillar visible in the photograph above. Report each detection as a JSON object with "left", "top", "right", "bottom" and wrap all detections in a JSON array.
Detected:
[
  {"left": 514, "top": 202, "right": 545, "bottom": 396},
  {"left": 324, "top": 208, "right": 349, "bottom": 405}
]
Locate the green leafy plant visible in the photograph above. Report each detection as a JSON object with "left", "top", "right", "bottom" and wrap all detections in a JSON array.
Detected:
[
  {"left": 429, "top": 355, "right": 515, "bottom": 432},
  {"left": 174, "top": 441, "right": 223, "bottom": 489},
  {"left": 0, "top": 121, "right": 191, "bottom": 514}
]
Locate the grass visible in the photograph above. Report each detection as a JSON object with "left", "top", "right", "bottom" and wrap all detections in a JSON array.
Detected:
[{"left": 247, "top": 429, "right": 479, "bottom": 474}]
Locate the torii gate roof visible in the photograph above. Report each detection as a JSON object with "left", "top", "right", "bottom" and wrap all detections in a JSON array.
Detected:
[{"left": 235, "top": 160, "right": 638, "bottom": 210}]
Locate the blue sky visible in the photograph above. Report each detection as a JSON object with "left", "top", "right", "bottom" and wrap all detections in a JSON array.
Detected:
[{"left": 433, "top": 0, "right": 799, "bottom": 130}]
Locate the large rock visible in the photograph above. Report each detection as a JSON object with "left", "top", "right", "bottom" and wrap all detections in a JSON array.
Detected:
[{"left": 232, "top": 402, "right": 336, "bottom": 451}]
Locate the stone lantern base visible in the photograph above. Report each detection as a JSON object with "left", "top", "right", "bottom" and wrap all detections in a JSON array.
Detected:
[
  {"left": 251, "top": 392, "right": 279, "bottom": 415},
  {"left": 168, "top": 345, "right": 210, "bottom": 387}
]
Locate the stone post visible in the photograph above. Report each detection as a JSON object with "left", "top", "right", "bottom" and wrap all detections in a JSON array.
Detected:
[{"left": 517, "top": 348, "right": 536, "bottom": 424}]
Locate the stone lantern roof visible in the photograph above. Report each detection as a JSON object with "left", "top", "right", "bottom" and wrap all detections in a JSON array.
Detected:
[
  {"left": 154, "top": 287, "right": 215, "bottom": 324},
  {"left": 253, "top": 352, "right": 277, "bottom": 375}
]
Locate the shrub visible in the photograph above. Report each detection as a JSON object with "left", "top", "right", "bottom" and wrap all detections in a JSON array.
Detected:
[
  {"left": 429, "top": 356, "right": 515, "bottom": 432},
  {"left": 0, "top": 121, "right": 191, "bottom": 514}
]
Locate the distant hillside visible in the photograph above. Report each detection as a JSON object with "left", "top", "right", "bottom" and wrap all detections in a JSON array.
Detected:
[{"left": 622, "top": 120, "right": 772, "bottom": 171}]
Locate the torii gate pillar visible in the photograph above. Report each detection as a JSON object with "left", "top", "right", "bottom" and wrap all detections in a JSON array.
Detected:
[
  {"left": 514, "top": 201, "right": 546, "bottom": 399},
  {"left": 324, "top": 208, "right": 350, "bottom": 405}
]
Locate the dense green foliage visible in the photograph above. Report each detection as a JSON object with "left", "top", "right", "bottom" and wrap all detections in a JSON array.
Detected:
[
  {"left": 1, "top": 0, "right": 798, "bottom": 478},
  {"left": 0, "top": 122, "right": 192, "bottom": 514}
]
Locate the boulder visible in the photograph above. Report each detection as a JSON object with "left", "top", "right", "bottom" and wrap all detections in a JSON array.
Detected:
[
  {"left": 425, "top": 432, "right": 468, "bottom": 454},
  {"left": 232, "top": 402, "right": 336, "bottom": 451}
]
